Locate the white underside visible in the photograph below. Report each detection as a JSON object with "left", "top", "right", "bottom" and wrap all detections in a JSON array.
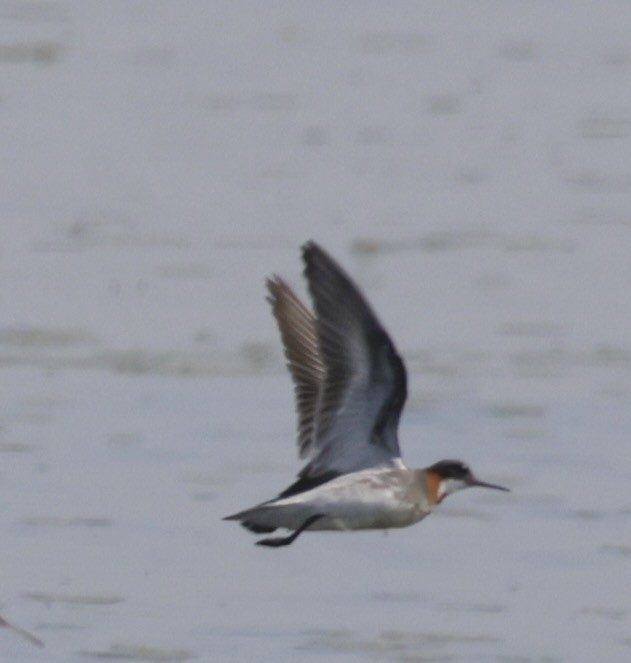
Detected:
[{"left": 233, "top": 465, "right": 433, "bottom": 532}]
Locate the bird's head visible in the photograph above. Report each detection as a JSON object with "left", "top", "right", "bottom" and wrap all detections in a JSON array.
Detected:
[{"left": 425, "top": 459, "right": 509, "bottom": 504}]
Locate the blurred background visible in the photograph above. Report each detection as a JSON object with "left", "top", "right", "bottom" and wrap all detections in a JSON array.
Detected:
[{"left": 1, "top": 2, "right": 630, "bottom": 661}]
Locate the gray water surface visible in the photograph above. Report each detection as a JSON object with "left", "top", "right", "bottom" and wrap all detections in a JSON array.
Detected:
[{"left": 1, "top": 2, "right": 631, "bottom": 661}]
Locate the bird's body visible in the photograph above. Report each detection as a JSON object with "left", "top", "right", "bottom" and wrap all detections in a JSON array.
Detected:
[
  {"left": 229, "top": 465, "right": 434, "bottom": 533},
  {"left": 224, "top": 241, "right": 508, "bottom": 546}
]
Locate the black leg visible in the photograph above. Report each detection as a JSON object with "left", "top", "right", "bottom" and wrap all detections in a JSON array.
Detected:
[{"left": 256, "top": 514, "right": 325, "bottom": 548}]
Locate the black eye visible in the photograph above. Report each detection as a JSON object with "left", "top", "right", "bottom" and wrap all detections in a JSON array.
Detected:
[
  {"left": 428, "top": 459, "right": 471, "bottom": 479},
  {"left": 450, "top": 462, "right": 469, "bottom": 478}
]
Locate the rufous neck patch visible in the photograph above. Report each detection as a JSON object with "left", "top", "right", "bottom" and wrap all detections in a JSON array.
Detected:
[{"left": 424, "top": 469, "right": 443, "bottom": 505}]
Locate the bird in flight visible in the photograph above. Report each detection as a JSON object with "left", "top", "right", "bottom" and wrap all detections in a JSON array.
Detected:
[{"left": 224, "top": 241, "right": 508, "bottom": 546}]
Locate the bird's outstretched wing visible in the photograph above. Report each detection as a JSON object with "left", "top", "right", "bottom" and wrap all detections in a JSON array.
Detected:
[
  {"left": 266, "top": 276, "right": 325, "bottom": 459},
  {"left": 271, "top": 241, "right": 407, "bottom": 481}
]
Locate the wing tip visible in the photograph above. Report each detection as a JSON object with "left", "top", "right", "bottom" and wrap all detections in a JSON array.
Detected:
[
  {"left": 301, "top": 239, "right": 325, "bottom": 264},
  {"left": 266, "top": 274, "right": 295, "bottom": 309}
]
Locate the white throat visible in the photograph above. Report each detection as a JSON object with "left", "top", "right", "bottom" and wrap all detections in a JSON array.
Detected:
[{"left": 438, "top": 478, "right": 468, "bottom": 501}]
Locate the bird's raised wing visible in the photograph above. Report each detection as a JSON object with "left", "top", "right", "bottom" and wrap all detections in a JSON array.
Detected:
[
  {"left": 299, "top": 241, "right": 407, "bottom": 478},
  {"left": 266, "top": 276, "right": 325, "bottom": 459}
]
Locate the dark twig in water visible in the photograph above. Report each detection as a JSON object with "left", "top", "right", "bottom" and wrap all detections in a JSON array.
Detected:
[{"left": 0, "top": 614, "right": 44, "bottom": 648}]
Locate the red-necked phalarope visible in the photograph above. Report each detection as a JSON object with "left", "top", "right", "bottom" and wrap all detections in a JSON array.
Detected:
[{"left": 224, "top": 241, "right": 508, "bottom": 547}]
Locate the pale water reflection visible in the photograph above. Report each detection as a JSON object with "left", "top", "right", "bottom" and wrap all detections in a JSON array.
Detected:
[{"left": 2, "top": 2, "right": 631, "bottom": 662}]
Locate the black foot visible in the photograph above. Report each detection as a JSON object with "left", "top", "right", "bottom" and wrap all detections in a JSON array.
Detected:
[{"left": 256, "top": 514, "right": 325, "bottom": 548}]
